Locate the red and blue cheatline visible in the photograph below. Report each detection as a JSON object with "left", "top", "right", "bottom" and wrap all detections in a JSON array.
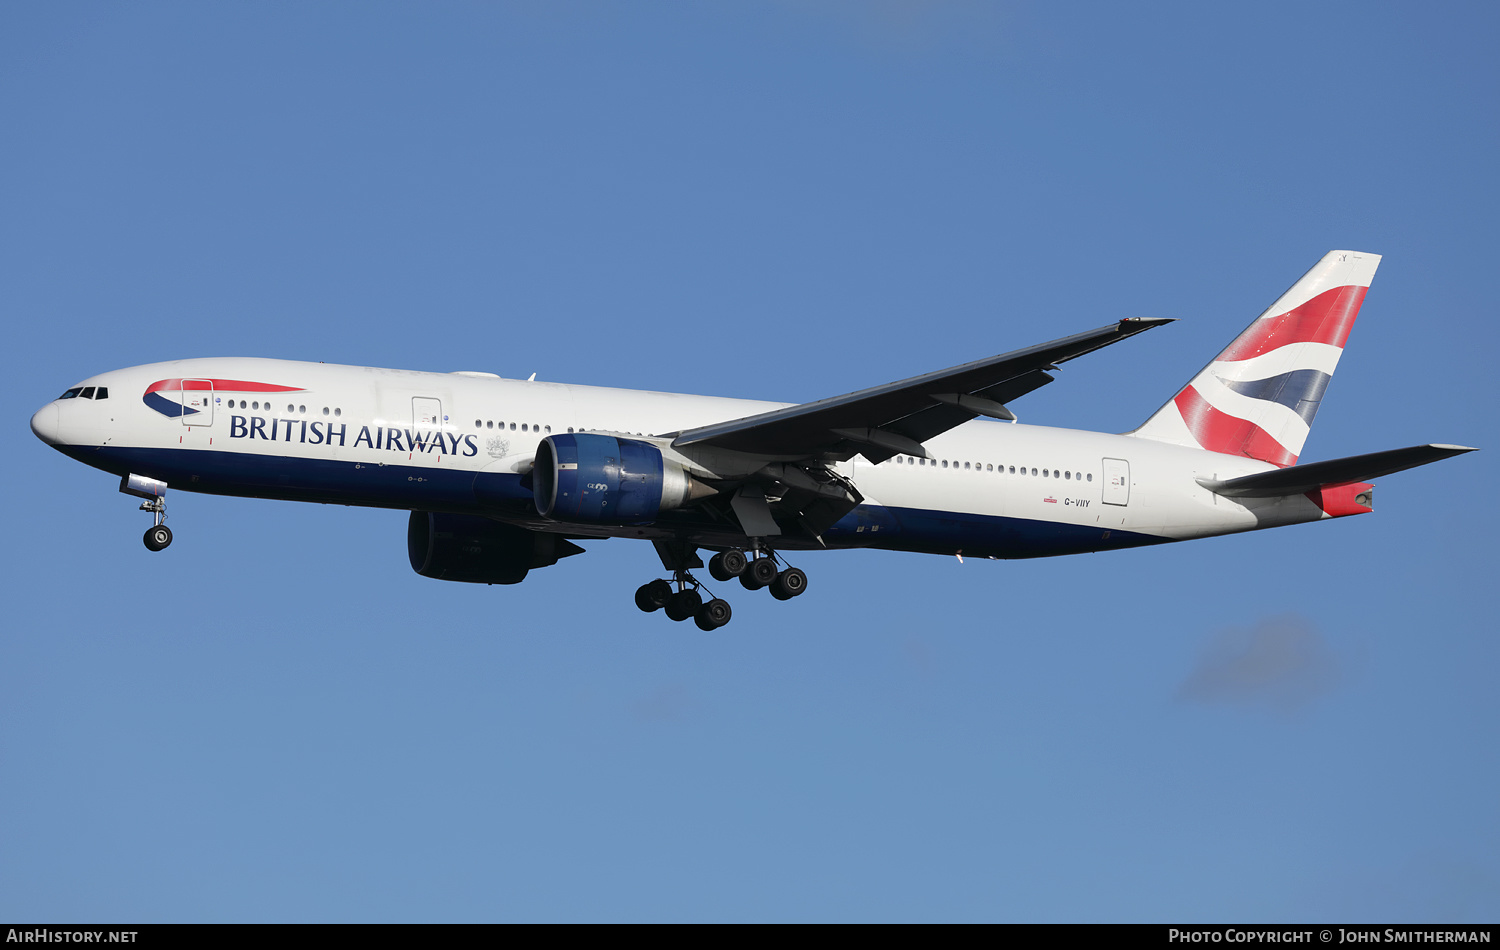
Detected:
[{"left": 142, "top": 378, "right": 305, "bottom": 418}]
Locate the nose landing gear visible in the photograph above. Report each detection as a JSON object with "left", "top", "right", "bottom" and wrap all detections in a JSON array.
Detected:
[{"left": 120, "top": 473, "right": 173, "bottom": 552}]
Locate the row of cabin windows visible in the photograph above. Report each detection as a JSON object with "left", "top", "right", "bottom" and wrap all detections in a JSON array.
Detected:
[
  {"left": 890, "top": 455, "right": 1094, "bottom": 481},
  {"left": 472, "top": 423, "right": 643, "bottom": 437},
  {"left": 51, "top": 380, "right": 1094, "bottom": 478},
  {"left": 224, "top": 400, "right": 342, "bottom": 417},
  {"left": 475, "top": 420, "right": 554, "bottom": 433}
]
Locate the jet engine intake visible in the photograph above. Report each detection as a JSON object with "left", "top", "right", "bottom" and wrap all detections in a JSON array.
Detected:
[{"left": 533, "top": 433, "right": 714, "bottom": 524}]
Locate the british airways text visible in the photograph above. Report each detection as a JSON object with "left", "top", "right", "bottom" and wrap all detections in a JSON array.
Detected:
[{"left": 229, "top": 415, "right": 479, "bottom": 456}]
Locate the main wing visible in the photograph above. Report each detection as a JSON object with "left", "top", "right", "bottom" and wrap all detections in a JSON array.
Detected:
[{"left": 671, "top": 317, "right": 1173, "bottom": 463}]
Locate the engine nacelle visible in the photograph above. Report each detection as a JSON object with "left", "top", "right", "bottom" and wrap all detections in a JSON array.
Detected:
[
  {"left": 533, "top": 433, "right": 711, "bottom": 525},
  {"left": 407, "top": 511, "right": 581, "bottom": 585}
]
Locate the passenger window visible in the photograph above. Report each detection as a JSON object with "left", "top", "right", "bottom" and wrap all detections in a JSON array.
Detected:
[
  {"left": 334, "top": 408, "right": 341, "bottom": 416},
  {"left": 299, "top": 405, "right": 306, "bottom": 413},
  {"left": 1087, "top": 473, "right": 1093, "bottom": 481},
  {"left": 986, "top": 464, "right": 993, "bottom": 471},
  {"left": 1065, "top": 471, "right": 1072, "bottom": 479},
  {"left": 510, "top": 423, "right": 516, "bottom": 431}
]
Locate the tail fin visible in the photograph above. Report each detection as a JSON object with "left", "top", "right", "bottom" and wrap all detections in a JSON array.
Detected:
[{"left": 1131, "top": 250, "right": 1381, "bottom": 467}]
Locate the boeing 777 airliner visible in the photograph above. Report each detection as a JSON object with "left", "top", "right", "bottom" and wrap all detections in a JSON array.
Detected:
[{"left": 30, "top": 251, "right": 1475, "bottom": 629}]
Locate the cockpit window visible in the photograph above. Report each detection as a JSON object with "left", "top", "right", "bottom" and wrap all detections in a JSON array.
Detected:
[
  {"left": 60, "top": 388, "right": 83, "bottom": 399},
  {"left": 80, "top": 387, "right": 96, "bottom": 399},
  {"left": 95, "top": 387, "right": 108, "bottom": 400}
]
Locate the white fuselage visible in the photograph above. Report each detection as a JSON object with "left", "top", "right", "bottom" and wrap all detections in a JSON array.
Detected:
[{"left": 31, "top": 357, "right": 1342, "bottom": 561}]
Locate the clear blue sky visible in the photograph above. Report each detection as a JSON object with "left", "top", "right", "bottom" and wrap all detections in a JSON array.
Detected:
[{"left": 2, "top": 1, "right": 1496, "bottom": 923}]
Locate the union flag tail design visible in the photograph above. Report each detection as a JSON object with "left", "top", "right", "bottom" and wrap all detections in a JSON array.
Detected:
[{"left": 1131, "top": 250, "right": 1381, "bottom": 467}]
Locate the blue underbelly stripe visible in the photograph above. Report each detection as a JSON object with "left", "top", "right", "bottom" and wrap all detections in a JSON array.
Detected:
[{"left": 65, "top": 445, "right": 1163, "bottom": 558}]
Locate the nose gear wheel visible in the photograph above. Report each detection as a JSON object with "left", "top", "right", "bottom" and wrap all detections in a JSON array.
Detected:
[{"left": 144, "top": 524, "right": 173, "bottom": 552}]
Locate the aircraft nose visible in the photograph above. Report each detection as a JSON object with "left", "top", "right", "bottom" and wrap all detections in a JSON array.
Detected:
[{"left": 30, "top": 403, "right": 60, "bottom": 445}]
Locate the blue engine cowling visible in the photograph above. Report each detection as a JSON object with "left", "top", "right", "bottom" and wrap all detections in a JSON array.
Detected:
[{"left": 534, "top": 433, "right": 708, "bottom": 524}]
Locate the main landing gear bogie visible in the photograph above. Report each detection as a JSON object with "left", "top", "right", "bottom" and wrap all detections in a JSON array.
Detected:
[
  {"left": 708, "top": 549, "right": 747, "bottom": 582},
  {"left": 634, "top": 546, "right": 807, "bottom": 631},
  {"left": 634, "top": 578, "right": 673, "bottom": 612},
  {"left": 770, "top": 566, "right": 807, "bottom": 601},
  {"left": 636, "top": 577, "right": 732, "bottom": 631},
  {"left": 738, "top": 556, "right": 778, "bottom": 591},
  {"left": 664, "top": 588, "right": 703, "bottom": 623}
]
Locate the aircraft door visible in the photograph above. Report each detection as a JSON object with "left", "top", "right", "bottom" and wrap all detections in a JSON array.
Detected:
[
  {"left": 1101, "top": 458, "right": 1130, "bottom": 505},
  {"left": 413, "top": 397, "right": 443, "bottom": 429},
  {"left": 180, "top": 379, "right": 213, "bottom": 426}
]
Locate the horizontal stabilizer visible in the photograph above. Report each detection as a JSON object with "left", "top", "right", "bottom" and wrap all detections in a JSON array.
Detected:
[{"left": 1197, "top": 444, "right": 1477, "bottom": 498}]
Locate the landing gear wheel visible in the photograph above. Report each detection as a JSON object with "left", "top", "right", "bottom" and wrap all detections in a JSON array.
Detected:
[
  {"left": 708, "top": 549, "right": 748, "bottom": 582},
  {"left": 665, "top": 589, "right": 703, "bottom": 622},
  {"left": 770, "top": 567, "right": 808, "bottom": 601},
  {"left": 636, "top": 579, "right": 673, "bottom": 612},
  {"left": 694, "top": 598, "right": 733, "bottom": 631},
  {"left": 740, "top": 557, "right": 778, "bottom": 591},
  {"left": 143, "top": 525, "right": 173, "bottom": 552}
]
